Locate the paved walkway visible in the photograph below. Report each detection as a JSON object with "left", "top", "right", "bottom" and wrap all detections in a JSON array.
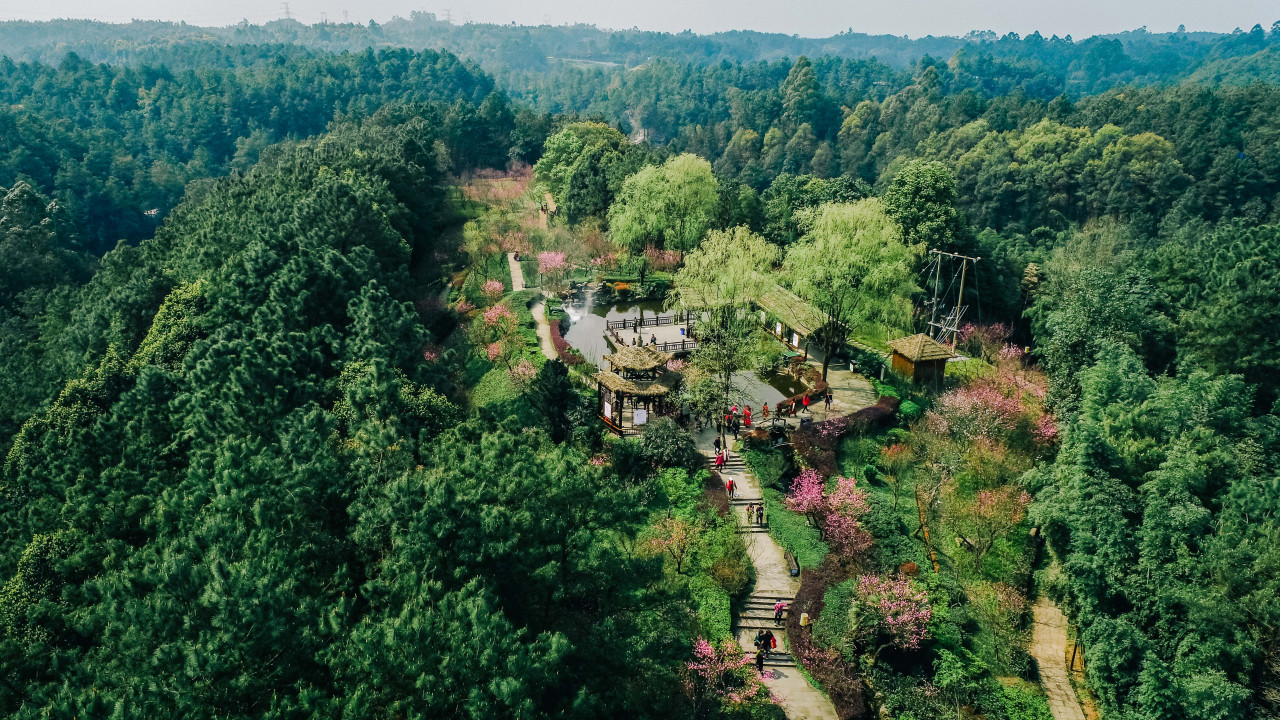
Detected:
[
  {"left": 508, "top": 252, "right": 525, "bottom": 291},
  {"left": 529, "top": 298, "right": 558, "bottom": 361},
  {"left": 702, "top": 440, "right": 837, "bottom": 720},
  {"left": 811, "top": 364, "right": 878, "bottom": 422},
  {"left": 1029, "top": 597, "right": 1086, "bottom": 720}
]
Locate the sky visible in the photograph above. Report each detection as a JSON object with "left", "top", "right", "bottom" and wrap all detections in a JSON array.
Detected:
[{"left": 1, "top": 0, "right": 1276, "bottom": 39}]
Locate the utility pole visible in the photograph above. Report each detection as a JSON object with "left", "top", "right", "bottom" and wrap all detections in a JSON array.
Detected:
[{"left": 925, "top": 249, "right": 981, "bottom": 347}]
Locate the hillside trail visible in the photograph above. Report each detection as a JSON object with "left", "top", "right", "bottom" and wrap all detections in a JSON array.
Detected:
[
  {"left": 508, "top": 252, "right": 525, "bottom": 291},
  {"left": 529, "top": 297, "right": 558, "bottom": 361},
  {"left": 1029, "top": 597, "right": 1087, "bottom": 720},
  {"left": 698, "top": 434, "right": 838, "bottom": 720}
]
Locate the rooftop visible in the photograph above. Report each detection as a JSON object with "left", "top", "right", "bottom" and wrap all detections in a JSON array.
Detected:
[
  {"left": 758, "top": 282, "right": 828, "bottom": 338},
  {"left": 602, "top": 344, "right": 673, "bottom": 372},
  {"left": 593, "top": 369, "right": 680, "bottom": 396},
  {"left": 886, "top": 333, "right": 957, "bottom": 362}
]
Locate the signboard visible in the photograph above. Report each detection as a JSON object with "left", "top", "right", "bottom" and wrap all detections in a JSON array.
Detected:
[
  {"left": 792, "top": 332, "right": 801, "bottom": 347},
  {"left": 775, "top": 322, "right": 783, "bottom": 336},
  {"left": 634, "top": 409, "right": 649, "bottom": 425},
  {"left": 602, "top": 401, "right": 612, "bottom": 419}
]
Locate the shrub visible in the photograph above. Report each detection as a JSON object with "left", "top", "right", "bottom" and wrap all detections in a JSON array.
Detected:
[
  {"left": 762, "top": 488, "right": 829, "bottom": 569},
  {"left": 689, "top": 574, "right": 733, "bottom": 641},
  {"left": 640, "top": 417, "right": 703, "bottom": 473},
  {"left": 741, "top": 445, "right": 789, "bottom": 489}
]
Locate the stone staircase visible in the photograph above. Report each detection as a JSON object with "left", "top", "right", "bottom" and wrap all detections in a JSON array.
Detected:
[{"left": 736, "top": 593, "right": 797, "bottom": 667}]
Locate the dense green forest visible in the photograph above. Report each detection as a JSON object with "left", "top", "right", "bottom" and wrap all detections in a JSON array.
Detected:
[{"left": 1, "top": 15, "right": 1279, "bottom": 720}]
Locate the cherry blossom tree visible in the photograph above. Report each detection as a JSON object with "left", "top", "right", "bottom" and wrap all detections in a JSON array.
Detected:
[
  {"left": 851, "top": 574, "right": 933, "bottom": 658},
  {"left": 786, "top": 471, "right": 873, "bottom": 559},
  {"left": 482, "top": 279, "right": 505, "bottom": 302},
  {"left": 682, "top": 638, "right": 773, "bottom": 715},
  {"left": 785, "top": 469, "right": 828, "bottom": 527},
  {"left": 537, "top": 251, "right": 569, "bottom": 290},
  {"left": 509, "top": 358, "right": 537, "bottom": 388}
]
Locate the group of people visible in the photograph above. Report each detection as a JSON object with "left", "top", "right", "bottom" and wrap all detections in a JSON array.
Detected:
[
  {"left": 628, "top": 334, "right": 658, "bottom": 347},
  {"left": 744, "top": 502, "right": 765, "bottom": 526},
  {"left": 753, "top": 628, "right": 779, "bottom": 673}
]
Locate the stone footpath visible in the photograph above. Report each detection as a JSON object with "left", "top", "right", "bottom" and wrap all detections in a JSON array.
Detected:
[
  {"left": 706, "top": 446, "right": 838, "bottom": 720},
  {"left": 1029, "top": 597, "right": 1087, "bottom": 720},
  {"left": 507, "top": 252, "right": 525, "bottom": 291}
]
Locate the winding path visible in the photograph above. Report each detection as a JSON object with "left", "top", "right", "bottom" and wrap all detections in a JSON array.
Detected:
[
  {"left": 529, "top": 298, "right": 558, "bottom": 361},
  {"left": 508, "top": 252, "right": 525, "bottom": 291},
  {"left": 1028, "top": 597, "right": 1087, "bottom": 720},
  {"left": 699, "top": 435, "right": 838, "bottom": 720}
]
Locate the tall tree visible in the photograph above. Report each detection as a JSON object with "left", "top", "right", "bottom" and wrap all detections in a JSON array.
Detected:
[
  {"left": 608, "top": 154, "right": 720, "bottom": 253},
  {"left": 783, "top": 199, "right": 920, "bottom": 379}
]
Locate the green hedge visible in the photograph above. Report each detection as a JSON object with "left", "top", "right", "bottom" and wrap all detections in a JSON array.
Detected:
[
  {"left": 689, "top": 573, "right": 732, "bottom": 641},
  {"left": 761, "top": 488, "right": 829, "bottom": 569}
]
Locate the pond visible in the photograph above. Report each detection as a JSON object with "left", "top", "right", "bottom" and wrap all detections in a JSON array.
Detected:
[{"left": 561, "top": 288, "right": 806, "bottom": 409}]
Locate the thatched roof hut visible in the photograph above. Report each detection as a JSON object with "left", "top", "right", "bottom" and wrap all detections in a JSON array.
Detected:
[{"left": 886, "top": 333, "right": 956, "bottom": 384}]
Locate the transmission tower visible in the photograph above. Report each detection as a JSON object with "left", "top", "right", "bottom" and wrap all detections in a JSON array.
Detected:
[
  {"left": 281, "top": 2, "right": 291, "bottom": 19},
  {"left": 923, "top": 249, "right": 980, "bottom": 348}
]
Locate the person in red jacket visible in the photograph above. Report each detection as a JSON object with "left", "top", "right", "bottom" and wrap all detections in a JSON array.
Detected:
[
  {"left": 802, "top": 395, "right": 810, "bottom": 413},
  {"left": 744, "top": 406, "right": 752, "bottom": 427}
]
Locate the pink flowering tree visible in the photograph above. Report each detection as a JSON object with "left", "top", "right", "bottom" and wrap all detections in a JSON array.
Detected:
[
  {"left": 825, "top": 476, "right": 873, "bottom": 556},
  {"left": 851, "top": 574, "right": 933, "bottom": 659},
  {"left": 481, "top": 279, "right": 505, "bottom": 303},
  {"left": 644, "top": 245, "right": 683, "bottom": 272},
  {"left": 452, "top": 298, "right": 476, "bottom": 318},
  {"left": 785, "top": 471, "right": 873, "bottom": 559},
  {"left": 946, "top": 485, "right": 1032, "bottom": 569},
  {"left": 537, "top": 251, "right": 569, "bottom": 291},
  {"left": 421, "top": 345, "right": 442, "bottom": 363},
  {"left": 472, "top": 303, "right": 521, "bottom": 368},
  {"left": 509, "top": 358, "right": 537, "bottom": 388},
  {"left": 925, "top": 380, "right": 1025, "bottom": 443},
  {"left": 784, "top": 469, "right": 828, "bottom": 527},
  {"left": 681, "top": 638, "right": 773, "bottom": 715}
]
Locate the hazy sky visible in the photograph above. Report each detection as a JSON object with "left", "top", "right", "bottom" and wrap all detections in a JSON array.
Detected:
[{"left": 3, "top": 0, "right": 1276, "bottom": 39}]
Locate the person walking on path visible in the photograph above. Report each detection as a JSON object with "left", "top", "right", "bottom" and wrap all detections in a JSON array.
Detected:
[
  {"left": 762, "top": 403, "right": 769, "bottom": 419},
  {"left": 732, "top": 416, "right": 741, "bottom": 439},
  {"left": 824, "top": 390, "right": 832, "bottom": 411},
  {"left": 715, "top": 451, "right": 725, "bottom": 470},
  {"left": 754, "top": 630, "right": 767, "bottom": 657},
  {"left": 773, "top": 601, "right": 787, "bottom": 626},
  {"left": 802, "top": 395, "right": 811, "bottom": 413},
  {"left": 744, "top": 406, "right": 752, "bottom": 428},
  {"left": 725, "top": 477, "right": 736, "bottom": 498},
  {"left": 746, "top": 504, "right": 755, "bottom": 524},
  {"left": 713, "top": 437, "right": 722, "bottom": 455},
  {"left": 757, "top": 504, "right": 765, "bottom": 526},
  {"left": 755, "top": 650, "right": 765, "bottom": 675},
  {"left": 764, "top": 630, "right": 776, "bottom": 655}
]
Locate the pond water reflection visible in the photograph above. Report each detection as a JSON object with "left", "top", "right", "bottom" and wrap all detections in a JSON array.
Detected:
[{"left": 561, "top": 288, "right": 807, "bottom": 409}]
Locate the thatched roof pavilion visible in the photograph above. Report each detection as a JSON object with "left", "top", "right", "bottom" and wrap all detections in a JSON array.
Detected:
[{"left": 602, "top": 345, "right": 673, "bottom": 378}]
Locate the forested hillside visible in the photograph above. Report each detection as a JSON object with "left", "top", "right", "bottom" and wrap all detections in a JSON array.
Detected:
[
  {"left": 0, "top": 45, "right": 542, "bottom": 252},
  {"left": 1, "top": 14, "right": 1278, "bottom": 720}
]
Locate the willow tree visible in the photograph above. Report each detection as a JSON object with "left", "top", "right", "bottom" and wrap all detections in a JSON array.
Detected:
[
  {"left": 669, "top": 226, "right": 779, "bottom": 431},
  {"left": 784, "top": 199, "right": 920, "bottom": 380},
  {"left": 608, "top": 153, "right": 719, "bottom": 254}
]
